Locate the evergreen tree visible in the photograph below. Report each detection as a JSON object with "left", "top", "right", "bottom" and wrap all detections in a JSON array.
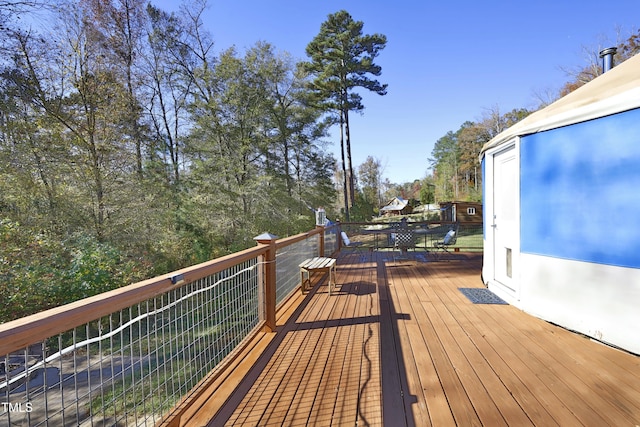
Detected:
[{"left": 301, "top": 10, "right": 387, "bottom": 220}]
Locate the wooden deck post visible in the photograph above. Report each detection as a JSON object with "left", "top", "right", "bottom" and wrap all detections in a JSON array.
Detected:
[
  {"left": 254, "top": 233, "right": 278, "bottom": 332},
  {"left": 316, "top": 225, "right": 325, "bottom": 257}
]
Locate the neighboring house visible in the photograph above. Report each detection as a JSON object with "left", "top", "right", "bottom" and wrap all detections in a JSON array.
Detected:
[
  {"left": 439, "top": 201, "right": 482, "bottom": 223},
  {"left": 380, "top": 197, "right": 413, "bottom": 216},
  {"left": 480, "top": 52, "right": 640, "bottom": 355}
]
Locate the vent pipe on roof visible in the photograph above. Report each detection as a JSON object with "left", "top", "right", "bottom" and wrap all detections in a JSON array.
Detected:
[{"left": 599, "top": 47, "right": 617, "bottom": 73}]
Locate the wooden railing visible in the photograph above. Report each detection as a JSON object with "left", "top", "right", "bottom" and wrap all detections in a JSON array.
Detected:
[{"left": 0, "top": 224, "right": 339, "bottom": 426}]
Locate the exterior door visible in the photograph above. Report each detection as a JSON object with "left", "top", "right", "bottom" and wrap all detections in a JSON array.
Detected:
[{"left": 492, "top": 146, "right": 517, "bottom": 293}]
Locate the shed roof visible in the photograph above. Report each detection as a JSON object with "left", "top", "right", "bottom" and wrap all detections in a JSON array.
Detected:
[{"left": 480, "top": 53, "right": 640, "bottom": 159}]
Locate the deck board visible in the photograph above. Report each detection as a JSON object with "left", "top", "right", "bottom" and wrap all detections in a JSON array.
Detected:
[
  {"left": 198, "top": 251, "right": 640, "bottom": 427},
  {"left": 479, "top": 302, "right": 625, "bottom": 426},
  {"left": 430, "top": 279, "right": 560, "bottom": 426},
  {"left": 377, "top": 255, "right": 409, "bottom": 426}
]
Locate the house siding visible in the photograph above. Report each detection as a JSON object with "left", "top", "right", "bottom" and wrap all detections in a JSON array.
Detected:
[{"left": 440, "top": 202, "right": 482, "bottom": 223}]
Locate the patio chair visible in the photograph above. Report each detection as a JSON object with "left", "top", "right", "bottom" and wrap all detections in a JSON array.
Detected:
[
  {"left": 341, "top": 231, "right": 366, "bottom": 253},
  {"left": 388, "top": 219, "right": 408, "bottom": 248},
  {"left": 394, "top": 229, "right": 416, "bottom": 262},
  {"left": 433, "top": 226, "right": 458, "bottom": 260}
]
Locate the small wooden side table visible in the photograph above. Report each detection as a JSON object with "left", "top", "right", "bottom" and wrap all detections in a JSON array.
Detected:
[{"left": 299, "top": 257, "right": 337, "bottom": 295}]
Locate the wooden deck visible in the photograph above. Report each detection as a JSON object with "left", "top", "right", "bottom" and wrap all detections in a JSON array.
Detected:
[{"left": 196, "top": 251, "right": 640, "bottom": 426}]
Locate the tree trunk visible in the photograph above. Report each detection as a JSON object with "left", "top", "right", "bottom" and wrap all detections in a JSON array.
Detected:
[
  {"left": 344, "top": 107, "right": 355, "bottom": 208},
  {"left": 339, "top": 110, "right": 350, "bottom": 221}
]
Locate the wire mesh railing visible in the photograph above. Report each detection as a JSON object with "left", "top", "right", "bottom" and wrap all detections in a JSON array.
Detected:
[
  {"left": 0, "top": 225, "right": 342, "bottom": 426},
  {"left": 0, "top": 256, "right": 262, "bottom": 426},
  {"left": 275, "top": 234, "right": 318, "bottom": 306},
  {"left": 323, "top": 225, "right": 339, "bottom": 257}
]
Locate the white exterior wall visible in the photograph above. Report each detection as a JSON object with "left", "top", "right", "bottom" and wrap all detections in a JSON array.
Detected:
[{"left": 518, "top": 254, "right": 640, "bottom": 355}]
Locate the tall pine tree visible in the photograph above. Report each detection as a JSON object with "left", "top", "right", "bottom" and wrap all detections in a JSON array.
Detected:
[{"left": 301, "top": 10, "right": 387, "bottom": 220}]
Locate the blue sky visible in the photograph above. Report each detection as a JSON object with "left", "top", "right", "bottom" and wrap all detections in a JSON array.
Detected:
[{"left": 156, "top": 0, "right": 639, "bottom": 184}]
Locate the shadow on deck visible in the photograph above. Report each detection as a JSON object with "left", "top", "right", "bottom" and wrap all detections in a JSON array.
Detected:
[{"left": 187, "top": 251, "right": 640, "bottom": 426}]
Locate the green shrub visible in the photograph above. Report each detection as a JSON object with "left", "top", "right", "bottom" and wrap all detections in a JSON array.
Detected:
[{"left": 0, "top": 220, "right": 152, "bottom": 324}]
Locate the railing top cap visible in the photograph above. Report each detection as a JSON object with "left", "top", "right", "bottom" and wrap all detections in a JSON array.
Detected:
[{"left": 254, "top": 232, "right": 279, "bottom": 241}]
